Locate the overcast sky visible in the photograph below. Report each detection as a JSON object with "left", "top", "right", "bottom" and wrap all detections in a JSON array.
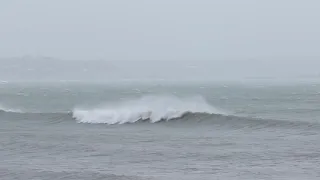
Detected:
[{"left": 1, "top": 0, "right": 320, "bottom": 61}]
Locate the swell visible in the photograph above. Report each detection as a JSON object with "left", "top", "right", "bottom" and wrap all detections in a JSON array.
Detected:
[
  {"left": 1, "top": 94, "right": 319, "bottom": 130},
  {"left": 1, "top": 110, "right": 319, "bottom": 130}
]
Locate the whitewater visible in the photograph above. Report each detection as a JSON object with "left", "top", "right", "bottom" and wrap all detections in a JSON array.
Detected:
[
  {"left": 72, "top": 95, "right": 226, "bottom": 124},
  {"left": 1, "top": 82, "right": 320, "bottom": 180}
]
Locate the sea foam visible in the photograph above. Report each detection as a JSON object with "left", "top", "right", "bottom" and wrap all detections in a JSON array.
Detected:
[{"left": 72, "top": 95, "right": 225, "bottom": 124}]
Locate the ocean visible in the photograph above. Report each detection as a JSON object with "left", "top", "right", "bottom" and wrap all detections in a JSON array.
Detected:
[{"left": 1, "top": 82, "right": 320, "bottom": 180}]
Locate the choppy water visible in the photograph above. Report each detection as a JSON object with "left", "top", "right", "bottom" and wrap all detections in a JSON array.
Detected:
[{"left": 1, "top": 82, "right": 320, "bottom": 180}]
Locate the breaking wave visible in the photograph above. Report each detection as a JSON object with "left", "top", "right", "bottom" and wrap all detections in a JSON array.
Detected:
[
  {"left": 72, "top": 95, "right": 227, "bottom": 124},
  {"left": 0, "top": 104, "right": 22, "bottom": 113},
  {"left": 1, "top": 97, "right": 319, "bottom": 130}
]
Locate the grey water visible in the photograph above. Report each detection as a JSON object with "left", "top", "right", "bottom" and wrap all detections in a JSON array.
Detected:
[{"left": 1, "top": 82, "right": 320, "bottom": 180}]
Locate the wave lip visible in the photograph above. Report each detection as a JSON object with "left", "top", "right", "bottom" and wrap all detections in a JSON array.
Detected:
[{"left": 72, "top": 95, "right": 225, "bottom": 124}]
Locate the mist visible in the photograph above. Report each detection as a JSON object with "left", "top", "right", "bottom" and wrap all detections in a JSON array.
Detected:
[
  {"left": 1, "top": 1, "right": 320, "bottom": 83},
  {"left": 1, "top": 57, "right": 320, "bottom": 84}
]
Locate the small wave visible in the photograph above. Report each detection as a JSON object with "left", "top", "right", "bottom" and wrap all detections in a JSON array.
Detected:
[
  {"left": 72, "top": 95, "right": 226, "bottom": 124},
  {"left": 0, "top": 103, "right": 23, "bottom": 113}
]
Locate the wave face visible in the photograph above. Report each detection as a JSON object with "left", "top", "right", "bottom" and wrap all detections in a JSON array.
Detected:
[{"left": 72, "top": 95, "right": 225, "bottom": 124}]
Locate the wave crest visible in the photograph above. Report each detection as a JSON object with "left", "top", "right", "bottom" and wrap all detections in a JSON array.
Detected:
[{"left": 72, "top": 95, "right": 225, "bottom": 124}]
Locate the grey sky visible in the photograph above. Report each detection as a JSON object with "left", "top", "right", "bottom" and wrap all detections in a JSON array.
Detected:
[{"left": 1, "top": 0, "right": 320, "bottom": 60}]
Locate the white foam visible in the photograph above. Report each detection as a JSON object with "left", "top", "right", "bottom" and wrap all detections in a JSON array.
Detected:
[
  {"left": 0, "top": 103, "right": 22, "bottom": 113},
  {"left": 72, "top": 95, "right": 225, "bottom": 124}
]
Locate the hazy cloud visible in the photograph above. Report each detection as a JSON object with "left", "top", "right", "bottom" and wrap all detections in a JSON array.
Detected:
[{"left": 1, "top": 0, "right": 320, "bottom": 60}]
